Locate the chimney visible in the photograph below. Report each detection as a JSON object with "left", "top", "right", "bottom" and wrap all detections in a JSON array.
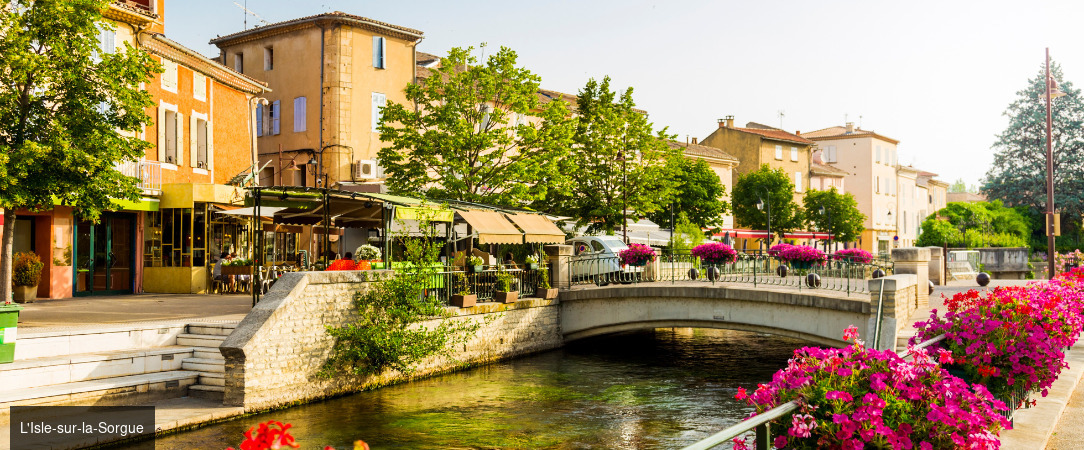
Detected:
[
  {"left": 845, "top": 122, "right": 855, "bottom": 133},
  {"left": 795, "top": 130, "right": 801, "bottom": 136},
  {"left": 691, "top": 137, "right": 698, "bottom": 145},
  {"left": 726, "top": 115, "right": 735, "bottom": 129}
]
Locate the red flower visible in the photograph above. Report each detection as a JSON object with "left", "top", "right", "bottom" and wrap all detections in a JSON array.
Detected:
[{"left": 326, "top": 259, "right": 357, "bottom": 271}]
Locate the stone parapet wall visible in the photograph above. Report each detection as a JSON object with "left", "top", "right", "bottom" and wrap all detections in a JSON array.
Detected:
[
  {"left": 867, "top": 274, "right": 917, "bottom": 349},
  {"left": 220, "top": 270, "right": 562, "bottom": 411}
]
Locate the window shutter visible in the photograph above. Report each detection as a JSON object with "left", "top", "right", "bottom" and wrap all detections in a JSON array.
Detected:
[
  {"left": 272, "top": 100, "right": 280, "bottom": 135},
  {"left": 175, "top": 112, "right": 184, "bottom": 166},
  {"left": 103, "top": 29, "right": 115, "bottom": 55},
  {"left": 207, "top": 120, "right": 214, "bottom": 172},
  {"left": 256, "top": 103, "right": 264, "bottom": 137},
  {"left": 791, "top": 147, "right": 798, "bottom": 162},
  {"left": 294, "top": 97, "right": 306, "bottom": 132},
  {"left": 795, "top": 172, "right": 803, "bottom": 192},
  {"left": 373, "top": 36, "right": 385, "bottom": 68},
  {"left": 157, "top": 107, "right": 166, "bottom": 161},
  {"left": 372, "top": 92, "right": 386, "bottom": 131},
  {"left": 190, "top": 115, "right": 198, "bottom": 167}
]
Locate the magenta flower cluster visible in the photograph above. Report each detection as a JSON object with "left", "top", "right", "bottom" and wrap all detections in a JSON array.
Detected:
[
  {"left": 778, "top": 245, "right": 827, "bottom": 264},
  {"left": 832, "top": 248, "right": 874, "bottom": 264},
  {"left": 733, "top": 327, "right": 1010, "bottom": 449},
  {"left": 767, "top": 243, "right": 793, "bottom": 257},
  {"left": 691, "top": 242, "right": 738, "bottom": 265},
  {"left": 910, "top": 269, "right": 1084, "bottom": 402},
  {"left": 617, "top": 243, "right": 656, "bottom": 266}
]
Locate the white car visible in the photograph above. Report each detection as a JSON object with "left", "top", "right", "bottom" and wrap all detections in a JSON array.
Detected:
[{"left": 566, "top": 236, "right": 640, "bottom": 284}]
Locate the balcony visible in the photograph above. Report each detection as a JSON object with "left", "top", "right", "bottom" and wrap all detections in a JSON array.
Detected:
[{"left": 116, "top": 160, "right": 162, "bottom": 196}]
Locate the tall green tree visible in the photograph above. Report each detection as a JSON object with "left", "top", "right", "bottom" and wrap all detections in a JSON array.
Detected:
[
  {"left": 983, "top": 61, "right": 1084, "bottom": 237},
  {"left": 377, "top": 46, "right": 575, "bottom": 206},
  {"left": 0, "top": 0, "right": 159, "bottom": 302},
  {"left": 803, "top": 188, "right": 866, "bottom": 243},
  {"left": 731, "top": 165, "right": 804, "bottom": 240},
  {"left": 949, "top": 179, "right": 969, "bottom": 193},
  {"left": 546, "top": 76, "right": 681, "bottom": 234},
  {"left": 916, "top": 201, "right": 1031, "bottom": 248},
  {"left": 646, "top": 157, "right": 727, "bottom": 231}
]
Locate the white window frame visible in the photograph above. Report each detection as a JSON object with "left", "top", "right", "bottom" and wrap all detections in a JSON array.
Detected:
[
  {"left": 790, "top": 146, "right": 798, "bottom": 162},
  {"left": 263, "top": 46, "right": 273, "bottom": 71},
  {"left": 193, "top": 72, "right": 207, "bottom": 102},
  {"left": 161, "top": 59, "right": 178, "bottom": 93},
  {"left": 157, "top": 101, "right": 180, "bottom": 170},
  {"left": 774, "top": 145, "right": 783, "bottom": 160},
  {"left": 294, "top": 96, "right": 307, "bottom": 132},
  {"left": 190, "top": 111, "right": 210, "bottom": 173},
  {"left": 372, "top": 92, "right": 386, "bottom": 132},
  {"left": 826, "top": 145, "right": 837, "bottom": 163}
]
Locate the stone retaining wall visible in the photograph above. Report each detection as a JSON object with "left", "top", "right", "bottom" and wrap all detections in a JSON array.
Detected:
[{"left": 220, "top": 270, "right": 562, "bottom": 411}]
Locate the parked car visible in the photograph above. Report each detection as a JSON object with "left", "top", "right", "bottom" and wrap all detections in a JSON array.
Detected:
[{"left": 565, "top": 236, "right": 640, "bottom": 285}]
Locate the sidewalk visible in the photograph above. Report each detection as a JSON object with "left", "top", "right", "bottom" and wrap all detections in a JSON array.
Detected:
[{"left": 14, "top": 293, "right": 252, "bottom": 330}]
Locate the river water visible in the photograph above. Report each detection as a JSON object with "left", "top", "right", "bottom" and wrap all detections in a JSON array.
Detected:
[{"left": 130, "top": 329, "right": 806, "bottom": 449}]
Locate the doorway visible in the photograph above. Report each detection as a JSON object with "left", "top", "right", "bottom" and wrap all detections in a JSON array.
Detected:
[{"left": 74, "top": 213, "right": 135, "bottom": 296}]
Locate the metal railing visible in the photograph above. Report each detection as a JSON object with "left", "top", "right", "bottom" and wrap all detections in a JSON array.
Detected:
[
  {"left": 115, "top": 159, "right": 162, "bottom": 195},
  {"left": 566, "top": 251, "right": 893, "bottom": 296},
  {"left": 682, "top": 333, "right": 1032, "bottom": 450},
  {"left": 421, "top": 264, "right": 542, "bottom": 304}
]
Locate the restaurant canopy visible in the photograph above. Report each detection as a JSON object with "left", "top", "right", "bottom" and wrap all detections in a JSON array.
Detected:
[
  {"left": 456, "top": 210, "right": 523, "bottom": 244},
  {"left": 505, "top": 213, "right": 565, "bottom": 244}
]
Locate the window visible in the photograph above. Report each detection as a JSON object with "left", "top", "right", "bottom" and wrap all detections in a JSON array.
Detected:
[
  {"left": 272, "top": 100, "right": 280, "bottom": 135},
  {"left": 372, "top": 92, "right": 386, "bottom": 131},
  {"left": 256, "top": 103, "right": 264, "bottom": 137},
  {"left": 263, "top": 46, "right": 273, "bottom": 71},
  {"left": 825, "top": 145, "right": 837, "bottom": 163},
  {"left": 98, "top": 27, "right": 115, "bottom": 56},
  {"left": 775, "top": 145, "right": 783, "bottom": 160},
  {"left": 372, "top": 36, "right": 386, "bottom": 69},
  {"left": 790, "top": 147, "right": 799, "bottom": 162},
  {"left": 875, "top": 176, "right": 880, "bottom": 194},
  {"left": 875, "top": 145, "right": 881, "bottom": 163},
  {"left": 794, "top": 172, "right": 803, "bottom": 193},
  {"left": 193, "top": 72, "right": 206, "bottom": 102},
  {"left": 161, "top": 108, "right": 178, "bottom": 164},
  {"left": 293, "top": 97, "right": 307, "bottom": 132},
  {"left": 193, "top": 117, "right": 209, "bottom": 169},
  {"left": 161, "top": 59, "right": 178, "bottom": 93},
  {"left": 234, "top": 53, "right": 243, "bottom": 73}
]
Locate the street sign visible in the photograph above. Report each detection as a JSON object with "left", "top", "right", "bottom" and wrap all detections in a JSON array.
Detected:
[{"left": 1048, "top": 213, "right": 1061, "bottom": 237}]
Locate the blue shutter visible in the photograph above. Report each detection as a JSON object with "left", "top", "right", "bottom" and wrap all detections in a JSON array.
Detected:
[
  {"left": 373, "top": 36, "right": 385, "bottom": 68},
  {"left": 256, "top": 104, "right": 263, "bottom": 137},
  {"left": 272, "top": 100, "right": 281, "bottom": 135}
]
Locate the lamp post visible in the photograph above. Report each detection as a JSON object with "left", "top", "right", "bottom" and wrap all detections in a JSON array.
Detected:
[
  {"left": 249, "top": 96, "right": 269, "bottom": 185},
  {"left": 756, "top": 186, "right": 772, "bottom": 252},
  {"left": 1043, "top": 48, "right": 1065, "bottom": 280},
  {"left": 819, "top": 205, "right": 833, "bottom": 254},
  {"left": 886, "top": 210, "right": 893, "bottom": 254},
  {"left": 618, "top": 150, "right": 628, "bottom": 244}
]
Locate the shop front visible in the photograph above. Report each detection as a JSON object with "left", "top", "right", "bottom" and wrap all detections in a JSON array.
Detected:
[{"left": 74, "top": 212, "right": 137, "bottom": 296}]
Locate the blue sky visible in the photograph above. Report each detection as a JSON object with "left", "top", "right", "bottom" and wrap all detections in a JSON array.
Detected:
[{"left": 166, "top": 0, "right": 1084, "bottom": 188}]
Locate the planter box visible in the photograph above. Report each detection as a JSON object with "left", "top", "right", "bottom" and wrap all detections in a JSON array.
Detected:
[
  {"left": 495, "top": 291, "right": 518, "bottom": 304},
  {"left": 451, "top": 294, "right": 477, "bottom": 308},
  {"left": 0, "top": 304, "right": 23, "bottom": 363},
  {"left": 537, "top": 288, "right": 558, "bottom": 300},
  {"left": 13, "top": 285, "right": 37, "bottom": 304},
  {"left": 222, "top": 266, "right": 253, "bottom": 276}
]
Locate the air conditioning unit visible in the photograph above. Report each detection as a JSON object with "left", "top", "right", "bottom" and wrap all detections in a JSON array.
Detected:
[{"left": 355, "top": 159, "right": 378, "bottom": 180}]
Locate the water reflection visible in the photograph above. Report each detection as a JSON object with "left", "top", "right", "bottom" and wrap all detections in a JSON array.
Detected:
[{"left": 119, "top": 328, "right": 805, "bottom": 449}]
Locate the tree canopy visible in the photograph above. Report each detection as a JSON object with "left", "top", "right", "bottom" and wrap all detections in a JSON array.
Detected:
[
  {"left": 645, "top": 157, "right": 727, "bottom": 231},
  {"left": 802, "top": 188, "right": 866, "bottom": 243},
  {"left": 916, "top": 201, "right": 1031, "bottom": 248},
  {"left": 731, "top": 164, "right": 803, "bottom": 239},
  {"left": 0, "top": 0, "right": 159, "bottom": 302},
  {"left": 983, "top": 60, "right": 1084, "bottom": 237},
  {"left": 544, "top": 76, "right": 681, "bottom": 234}
]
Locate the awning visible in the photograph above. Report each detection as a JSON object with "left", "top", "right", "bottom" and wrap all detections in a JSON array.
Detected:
[
  {"left": 458, "top": 210, "right": 523, "bottom": 244},
  {"left": 506, "top": 213, "right": 565, "bottom": 244},
  {"left": 216, "top": 206, "right": 287, "bottom": 216},
  {"left": 395, "top": 206, "right": 454, "bottom": 222}
]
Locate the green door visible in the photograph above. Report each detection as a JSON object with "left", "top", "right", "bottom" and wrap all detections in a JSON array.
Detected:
[{"left": 74, "top": 213, "right": 135, "bottom": 296}]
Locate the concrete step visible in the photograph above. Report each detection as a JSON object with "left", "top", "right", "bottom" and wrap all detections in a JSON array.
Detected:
[
  {"left": 176, "top": 334, "right": 226, "bottom": 347},
  {"left": 16, "top": 324, "right": 188, "bottom": 360},
  {"left": 0, "top": 346, "right": 195, "bottom": 392},
  {"left": 186, "top": 323, "right": 238, "bottom": 336},
  {"left": 192, "top": 346, "right": 224, "bottom": 360},
  {"left": 188, "top": 384, "right": 224, "bottom": 402},
  {"left": 198, "top": 372, "right": 225, "bottom": 387},
  {"left": 181, "top": 358, "right": 224, "bottom": 373},
  {"left": 0, "top": 370, "right": 198, "bottom": 410}
]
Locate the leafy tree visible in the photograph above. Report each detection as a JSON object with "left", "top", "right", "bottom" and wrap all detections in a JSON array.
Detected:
[
  {"left": 803, "top": 188, "right": 866, "bottom": 243},
  {"left": 669, "top": 214, "right": 706, "bottom": 253},
  {"left": 546, "top": 76, "right": 681, "bottom": 234},
  {"left": 0, "top": 0, "right": 159, "bottom": 302},
  {"left": 916, "top": 201, "right": 1031, "bottom": 248},
  {"left": 949, "top": 179, "right": 969, "bottom": 193},
  {"left": 731, "top": 164, "right": 803, "bottom": 240},
  {"left": 646, "top": 157, "right": 727, "bottom": 231},
  {"left": 983, "top": 60, "right": 1084, "bottom": 238},
  {"left": 377, "top": 46, "right": 575, "bottom": 206}
]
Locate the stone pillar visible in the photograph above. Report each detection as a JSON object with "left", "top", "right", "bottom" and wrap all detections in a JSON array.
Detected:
[
  {"left": 891, "top": 247, "right": 930, "bottom": 308},
  {"left": 925, "top": 246, "right": 945, "bottom": 285},
  {"left": 545, "top": 244, "right": 573, "bottom": 289},
  {"left": 867, "top": 274, "right": 917, "bottom": 351}
]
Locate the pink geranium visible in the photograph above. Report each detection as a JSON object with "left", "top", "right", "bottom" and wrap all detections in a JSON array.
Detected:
[
  {"left": 691, "top": 242, "right": 738, "bottom": 265},
  {"left": 832, "top": 248, "right": 874, "bottom": 264},
  {"left": 778, "top": 245, "right": 827, "bottom": 264},
  {"left": 618, "top": 243, "right": 656, "bottom": 266}
]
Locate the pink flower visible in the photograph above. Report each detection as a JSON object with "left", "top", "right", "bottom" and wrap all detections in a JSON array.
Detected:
[
  {"left": 735, "top": 387, "right": 747, "bottom": 400},
  {"left": 843, "top": 325, "right": 859, "bottom": 342}
]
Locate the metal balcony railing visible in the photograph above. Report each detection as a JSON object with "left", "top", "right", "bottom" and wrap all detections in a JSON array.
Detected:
[{"left": 116, "top": 159, "right": 162, "bottom": 196}]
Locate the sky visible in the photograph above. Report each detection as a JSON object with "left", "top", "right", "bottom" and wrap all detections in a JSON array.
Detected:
[{"left": 165, "top": 0, "right": 1084, "bottom": 188}]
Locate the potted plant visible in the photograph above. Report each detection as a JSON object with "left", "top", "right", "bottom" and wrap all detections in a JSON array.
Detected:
[
  {"left": 466, "top": 255, "right": 485, "bottom": 273},
  {"left": 536, "top": 265, "right": 558, "bottom": 299},
  {"left": 832, "top": 248, "right": 874, "bottom": 264},
  {"left": 495, "top": 270, "right": 517, "bottom": 303},
  {"left": 778, "top": 244, "right": 827, "bottom": 270},
  {"left": 618, "top": 243, "right": 656, "bottom": 267},
  {"left": 12, "top": 252, "right": 44, "bottom": 303},
  {"left": 354, "top": 244, "right": 382, "bottom": 271},
  {"left": 525, "top": 254, "right": 539, "bottom": 271},
  {"left": 451, "top": 271, "right": 477, "bottom": 307}
]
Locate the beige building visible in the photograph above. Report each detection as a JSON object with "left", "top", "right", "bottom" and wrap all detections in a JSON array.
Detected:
[
  {"left": 210, "top": 12, "right": 423, "bottom": 189},
  {"left": 915, "top": 170, "right": 949, "bottom": 238},
  {"left": 810, "top": 149, "right": 848, "bottom": 192},
  {"left": 896, "top": 166, "right": 920, "bottom": 248},
  {"left": 700, "top": 117, "right": 813, "bottom": 207},
  {"left": 802, "top": 123, "right": 902, "bottom": 254},
  {"left": 668, "top": 139, "right": 740, "bottom": 230}
]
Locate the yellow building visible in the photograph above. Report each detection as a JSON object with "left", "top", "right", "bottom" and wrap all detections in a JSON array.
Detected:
[
  {"left": 700, "top": 116, "right": 814, "bottom": 207},
  {"left": 210, "top": 12, "right": 424, "bottom": 190},
  {"left": 668, "top": 139, "right": 739, "bottom": 230}
]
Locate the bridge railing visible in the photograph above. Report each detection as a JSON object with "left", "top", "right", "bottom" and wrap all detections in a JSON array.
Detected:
[
  {"left": 680, "top": 333, "right": 1029, "bottom": 449},
  {"left": 566, "top": 251, "right": 893, "bottom": 296}
]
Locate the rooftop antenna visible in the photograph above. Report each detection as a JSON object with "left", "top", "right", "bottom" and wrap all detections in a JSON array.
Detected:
[
  {"left": 859, "top": 115, "right": 864, "bottom": 128},
  {"left": 479, "top": 42, "right": 488, "bottom": 61},
  {"left": 777, "top": 110, "right": 785, "bottom": 128},
  {"left": 234, "top": 1, "right": 270, "bottom": 30},
  {"left": 844, "top": 113, "right": 848, "bottom": 125}
]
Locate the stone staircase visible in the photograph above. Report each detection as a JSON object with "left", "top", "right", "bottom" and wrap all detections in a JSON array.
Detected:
[{"left": 178, "top": 323, "right": 234, "bottom": 402}]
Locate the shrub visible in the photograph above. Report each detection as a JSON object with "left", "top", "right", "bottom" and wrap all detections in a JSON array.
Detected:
[
  {"left": 13, "top": 252, "right": 44, "bottom": 287},
  {"left": 355, "top": 244, "right": 382, "bottom": 261},
  {"left": 832, "top": 248, "right": 873, "bottom": 264},
  {"left": 691, "top": 242, "right": 738, "bottom": 265},
  {"left": 618, "top": 243, "right": 657, "bottom": 266}
]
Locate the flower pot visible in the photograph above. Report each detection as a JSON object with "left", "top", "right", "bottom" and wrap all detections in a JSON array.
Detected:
[
  {"left": 356, "top": 260, "right": 372, "bottom": 271},
  {"left": 0, "top": 304, "right": 23, "bottom": 363},
  {"left": 628, "top": 260, "right": 647, "bottom": 267},
  {"left": 527, "top": 263, "right": 538, "bottom": 270},
  {"left": 537, "top": 288, "right": 558, "bottom": 300},
  {"left": 13, "top": 285, "right": 37, "bottom": 304},
  {"left": 496, "top": 291, "right": 518, "bottom": 304},
  {"left": 451, "top": 294, "right": 477, "bottom": 308},
  {"left": 790, "top": 260, "right": 815, "bottom": 270},
  {"left": 468, "top": 265, "right": 484, "bottom": 273}
]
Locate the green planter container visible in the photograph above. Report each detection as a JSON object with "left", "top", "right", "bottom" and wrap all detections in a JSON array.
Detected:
[
  {"left": 789, "top": 260, "right": 816, "bottom": 270},
  {"left": 0, "top": 304, "right": 24, "bottom": 364}
]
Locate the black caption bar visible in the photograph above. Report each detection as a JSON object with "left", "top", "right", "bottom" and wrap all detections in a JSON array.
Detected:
[{"left": 10, "top": 406, "right": 155, "bottom": 449}]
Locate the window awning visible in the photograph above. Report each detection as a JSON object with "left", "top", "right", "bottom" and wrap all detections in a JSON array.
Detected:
[
  {"left": 458, "top": 210, "right": 523, "bottom": 244},
  {"left": 506, "top": 213, "right": 565, "bottom": 244}
]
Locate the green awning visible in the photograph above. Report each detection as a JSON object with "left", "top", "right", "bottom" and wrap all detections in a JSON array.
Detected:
[{"left": 395, "top": 206, "right": 453, "bottom": 222}]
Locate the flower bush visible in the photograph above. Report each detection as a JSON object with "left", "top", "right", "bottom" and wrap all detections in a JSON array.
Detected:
[
  {"left": 326, "top": 259, "right": 357, "bottom": 271},
  {"left": 1055, "top": 249, "right": 1084, "bottom": 270},
  {"left": 767, "top": 243, "right": 793, "bottom": 257},
  {"left": 354, "top": 244, "right": 382, "bottom": 261},
  {"left": 832, "top": 248, "right": 873, "bottom": 264},
  {"left": 691, "top": 242, "right": 738, "bottom": 265},
  {"left": 13, "top": 251, "right": 44, "bottom": 287},
  {"left": 778, "top": 245, "right": 827, "bottom": 264},
  {"left": 733, "top": 327, "right": 1010, "bottom": 450},
  {"left": 911, "top": 271, "right": 1084, "bottom": 402},
  {"left": 618, "top": 243, "right": 657, "bottom": 266},
  {"left": 224, "top": 420, "right": 369, "bottom": 450}
]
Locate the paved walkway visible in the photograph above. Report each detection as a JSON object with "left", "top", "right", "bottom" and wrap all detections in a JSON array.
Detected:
[{"left": 14, "top": 293, "right": 252, "bottom": 330}]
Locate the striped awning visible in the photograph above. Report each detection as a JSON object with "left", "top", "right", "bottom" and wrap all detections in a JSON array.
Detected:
[{"left": 458, "top": 210, "right": 523, "bottom": 244}]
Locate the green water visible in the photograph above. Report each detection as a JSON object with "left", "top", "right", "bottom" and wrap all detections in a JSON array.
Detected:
[{"left": 133, "top": 329, "right": 805, "bottom": 449}]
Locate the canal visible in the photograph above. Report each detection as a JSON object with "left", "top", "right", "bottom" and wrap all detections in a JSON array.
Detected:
[{"left": 124, "top": 329, "right": 806, "bottom": 449}]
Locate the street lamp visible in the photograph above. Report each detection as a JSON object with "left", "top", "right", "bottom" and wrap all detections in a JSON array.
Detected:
[
  {"left": 1043, "top": 48, "right": 1066, "bottom": 280},
  {"left": 756, "top": 186, "right": 772, "bottom": 252},
  {"left": 819, "top": 205, "right": 834, "bottom": 253},
  {"left": 617, "top": 150, "right": 628, "bottom": 244},
  {"left": 886, "top": 210, "right": 893, "bottom": 252}
]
